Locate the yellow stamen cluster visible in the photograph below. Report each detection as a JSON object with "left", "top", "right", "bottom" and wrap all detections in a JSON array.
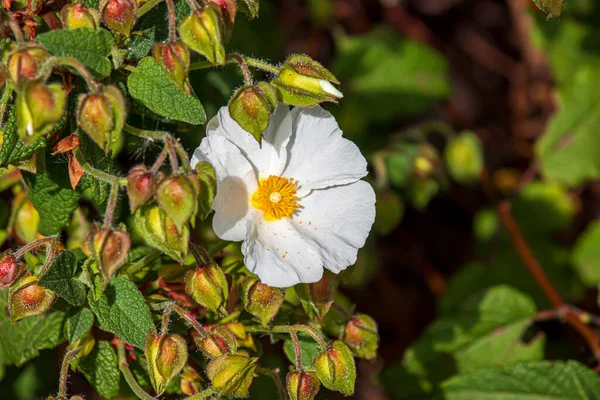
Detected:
[{"left": 251, "top": 175, "right": 299, "bottom": 221}]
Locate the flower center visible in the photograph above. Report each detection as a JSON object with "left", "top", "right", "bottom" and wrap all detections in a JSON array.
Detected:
[{"left": 251, "top": 175, "right": 299, "bottom": 221}]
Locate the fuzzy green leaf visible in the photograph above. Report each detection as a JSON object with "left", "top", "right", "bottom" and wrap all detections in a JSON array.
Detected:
[
  {"left": 88, "top": 276, "right": 154, "bottom": 349},
  {"left": 39, "top": 250, "right": 86, "bottom": 306},
  {"left": 128, "top": 57, "right": 206, "bottom": 124},
  {"left": 127, "top": 28, "right": 155, "bottom": 61},
  {"left": 36, "top": 28, "right": 114, "bottom": 78},
  {"left": 66, "top": 307, "right": 95, "bottom": 344},
  {"left": 78, "top": 340, "right": 121, "bottom": 399}
]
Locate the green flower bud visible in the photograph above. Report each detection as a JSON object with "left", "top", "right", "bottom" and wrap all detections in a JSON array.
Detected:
[
  {"left": 185, "top": 262, "right": 228, "bottom": 315},
  {"left": 195, "top": 324, "right": 237, "bottom": 359},
  {"left": 294, "top": 272, "right": 338, "bottom": 319},
  {"left": 0, "top": 252, "right": 19, "bottom": 288},
  {"left": 126, "top": 165, "right": 155, "bottom": 213},
  {"left": 206, "top": 354, "right": 258, "bottom": 397},
  {"left": 444, "top": 131, "right": 484, "bottom": 185},
  {"left": 88, "top": 227, "right": 131, "bottom": 279},
  {"left": 134, "top": 204, "right": 189, "bottom": 262},
  {"left": 178, "top": 5, "right": 226, "bottom": 66},
  {"left": 77, "top": 85, "right": 126, "bottom": 153},
  {"left": 9, "top": 273, "right": 56, "bottom": 322},
  {"left": 145, "top": 330, "right": 189, "bottom": 395},
  {"left": 156, "top": 175, "right": 197, "bottom": 233},
  {"left": 5, "top": 45, "right": 49, "bottom": 86},
  {"left": 272, "top": 54, "right": 342, "bottom": 107},
  {"left": 180, "top": 366, "right": 202, "bottom": 395},
  {"left": 240, "top": 276, "right": 284, "bottom": 326},
  {"left": 17, "top": 81, "right": 66, "bottom": 143},
  {"left": 209, "top": 0, "right": 237, "bottom": 40},
  {"left": 286, "top": 370, "right": 320, "bottom": 400},
  {"left": 99, "top": 0, "right": 138, "bottom": 37},
  {"left": 61, "top": 4, "right": 101, "bottom": 29},
  {"left": 342, "top": 314, "right": 379, "bottom": 360},
  {"left": 14, "top": 198, "right": 39, "bottom": 243},
  {"left": 153, "top": 42, "right": 190, "bottom": 92},
  {"left": 229, "top": 82, "right": 278, "bottom": 143},
  {"left": 313, "top": 341, "right": 356, "bottom": 396},
  {"left": 224, "top": 321, "right": 256, "bottom": 350}
]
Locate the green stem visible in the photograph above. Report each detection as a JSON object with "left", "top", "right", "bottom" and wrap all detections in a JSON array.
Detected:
[
  {"left": 166, "top": 136, "right": 180, "bottom": 172},
  {"left": 173, "top": 138, "right": 192, "bottom": 171},
  {"left": 290, "top": 330, "right": 302, "bottom": 370},
  {"left": 117, "top": 341, "right": 158, "bottom": 400},
  {"left": 189, "top": 61, "right": 214, "bottom": 71},
  {"left": 163, "top": 303, "right": 209, "bottom": 337},
  {"left": 150, "top": 146, "right": 169, "bottom": 174},
  {"left": 138, "top": 0, "right": 164, "bottom": 18},
  {"left": 185, "top": 388, "right": 216, "bottom": 400},
  {"left": 124, "top": 124, "right": 191, "bottom": 171},
  {"left": 2, "top": 13, "right": 25, "bottom": 47},
  {"left": 45, "top": 57, "right": 98, "bottom": 91},
  {"left": 256, "top": 368, "right": 287, "bottom": 400},
  {"left": 57, "top": 349, "right": 79, "bottom": 398},
  {"left": 245, "top": 325, "right": 328, "bottom": 350},
  {"left": 13, "top": 236, "right": 56, "bottom": 260},
  {"left": 124, "top": 124, "right": 168, "bottom": 141},
  {"left": 73, "top": 147, "right": 122, "bottom": 186},
  {"left": 229, "top": 54, "right": 253, "bottom": 86},
  {"left": 103, "top": 182, "right": 120, "bottom": 228},
  {"left": 243, "top": 56, "right": 280, "bottom": 75},
  {"left": 217, "top": 310, "right": 241, "bottom": 324}
]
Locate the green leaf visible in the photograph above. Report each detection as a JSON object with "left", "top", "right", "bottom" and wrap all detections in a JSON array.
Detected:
[
  {"left": 127, "top": 28, "right": 155, "bottom": 61},
  {"left": 22, "top": 160, "right": 80, "bottom": 236},
  {"left": 66, "top": 307, "right": 95, "bottom": 344},
  {"left": 128, "top": 57, "right": 206, "bottom": 124},
  {"left": 332, "top": 27, "right": 451, "bottom": 124},
  {"left": 0, "top": 290, "right": 66, "bottom": 367},
  {"left": 536, "top": 67, "right": 600, "bottom": 186},
  {"left": 283, "top": 331, "right": 322, "bottom": 369},
  {"left": 532, "top": 0, "right": 565, "bottom": 19},
  {"left": 442, "top": 360, "right": 600, "bottom": 399},
  {"left": 0, "top": 106, "right": 47, "bottom": 169},
  {"left": 36, "top": 28, "right": 114, "bottom": 78},
  {"left": 77, "top": 134, "right": 116, "bottom": 207},
  {"left": 78, "top": 340, "right": 121, "bottom": 399},
  {"left": 402, "top": 285, "right": 544, "bottom": 384},
  {"left": 88, "top": 276, "right": 154, "bottom": 349},
  {"left": 39, "top": 250, "right": 86, "bottom": 306},
  {"left": 573, "top": 219, "right": 600, "bottom": 287}
]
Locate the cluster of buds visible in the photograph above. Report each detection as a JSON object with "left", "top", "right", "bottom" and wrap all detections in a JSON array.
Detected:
[
  {"left": 145, "top": 330, "right": 189, "bottom": 395},
  {"left": 61, "top": 3, "right": 101, "bottom": 30},
  {"left": 77, "top": 85, "right": 126, "bottom": 153},
  {"left": 313, "top": 341, "right": 356, "bottom": 396},
  {"left": 229, "top": 82, "right": 278, "bottom": 142},
  {"left": 99, "top": 0, "right": 138, "bottom": 37},
  {"left": 85, "top": 226, "right": 131, "bottom": 280},
  {"left": 9, "top": 273, "right": 56, "bottom": 322},
  {"left": 294, "top": 272, "right": 338, "bottom": 319},
  {"left": 185, "top": 261, "right": 228, "bottom": 315},
  {"left": 240, "top": 276, "right": 285, "bottom": 326}
]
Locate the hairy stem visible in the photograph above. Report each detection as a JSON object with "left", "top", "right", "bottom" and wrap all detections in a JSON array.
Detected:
[
  {"left": 165, "top": 0, "right": 177, "bottom": 43},
  {"left": 163, "top": 303, "right": 209, "bottom": 337},
  {"left": 245, "top": 325, "right": 328, "bottom": 350},
  {"left": 103, "top": 182, "right": 120, "bottom": 228},
  {"left": 44, "top": 57, "right": 98, "bottom": 91},
  {"left": 3, "top": 13, "right": 25, "bottom": 46},
  {"left": 243, "top": 56, "right": 280, "bottom": 75},
  {"left": 166, "top": 136, "right": 180, "bottom": 172},
  {"left": 57, "top": 349, "right": 79, "bottom": 398},
  {"left": 14, "top": 237, "right": 56, "bottom": 260},
  {"left": 117, "top": 341, "right": 158, "bottom": 400},
  {"left": 150, "top": 146, "right": 170, "bottom": 174},
  {"left": 290, "top": 330, "right": 302, "bottom": 370},
  {"left": 185, "top": 388, "right": 216, "bottom": 400},
  {"left": 73, "top": 147, "right": 122, "bottom": 186},
  {"left": 138, "top": 0, "right": 164, "bottom": 18},
  {"left": 124, "top": 124, "right": 191, "bottom": 171},
  {"left": 229, "top": 53, "right": 253, "bottom": 85},
  {"left": 257, "top": 367, "right": 287, "bottom": 400}
]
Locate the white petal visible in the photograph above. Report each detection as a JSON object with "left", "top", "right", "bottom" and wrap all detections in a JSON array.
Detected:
[
  {"left": 291, "top": 180, "right": 376, "bottom": 273},
  {"left": 242, "top": 211, "right": 324, "bottom": 287},
  {"left": 193, "top": 135, "right": 257, "bottom": 241},
  {"left": 205, "top": 104, "right": 293, "bottom": 179},
  {"left": 319, "top": 80, "right": 343, "bottom": 98},
  {"left": 283, "top": 106, "right": 368, "bottom": 197}
]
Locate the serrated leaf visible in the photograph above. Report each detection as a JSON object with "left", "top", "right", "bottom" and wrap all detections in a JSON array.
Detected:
[
  {"left": 127, "top": 28, "right": 155, "bottom": 61},
  {"left": 66, "top": 307, "right": 95, "bottom": 344},
  {"left": 401, "top": 286, "right": 544, "bottom": 384},
  {"left": 128, "top": 57, "right": 206, "bottom": 124},
  {"left": 39, "top": 250, "right": 86, "bottom": 306},
  {"left": 442, "top": 360, "right": 600, "bottom": 399},
  {"left": 22, "top": 160, "right": 80, "bottom": 236},
  {"left": 36, "top": 28, "right": 114, "bottom": 78},
  {"left": 0, "top": 107, "right": 47, "bottom": 169},
  {"left": 573, "top": 219, "right": 600, "bottom": 287},
  {"left": 88, "top": 276, "right": 154, "bottom": 349},
  {"left": 283, "top": 331, "right": 323, "bottom": 369},
  {"left": 78, "top": 340, "right": 121, "bottom": 399},
  {"left": 0, "top": 290, "right": 66, "bottom": 366}
]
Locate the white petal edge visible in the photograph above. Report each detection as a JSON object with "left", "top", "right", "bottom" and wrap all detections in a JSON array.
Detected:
[
  {"left": 283, "top": 106, "right": 368, "bottom": 197},
  {"left": 291, "top": 180, "right": 376, "bottom": 273}
]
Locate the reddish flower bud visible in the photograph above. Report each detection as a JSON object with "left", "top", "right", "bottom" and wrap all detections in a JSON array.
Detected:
[
  {"left": 156, "top": 175, "right": 197, "bottom": 233},
  {"left": 61, "top": 4, "right": 101, "bottom": 30},
  {"left": 126, "top": 165, "right": 155, "bottom": 213},
  {"left": 240, "top": 277, "right": 284, "bottom": 326},
  {"left": 88, "top": 227, "right": 131, "bottom": 279},
  {"left": 153, "top": 42, "right": 190, "bottom": 92},
  {"left": 342, "top": 314, "right": 379, "bottom": 360},
  {"left": 294, "top": 272, "right": 338, "bottom": 319},
  {"left": 100, "top": 0, "right": 138, "bottom": 37},
  {"left": 286, "top": 370, "right": 320, "bottom": 400},
  {"left": 9, "top": 273, "right": 56, "bottom": 322},
  {"left": 195, "top": 324, "right": 237, "bottom": 359},
  {"left": 145, "top": 330, "right": 189, "bottom": 395},
  {"left": 185, "top": 262, "right": 228, "bottom": 315},
  {"left": 208, "top": 0, "right": 236, "bottom": 39},
  {"left": 206, "top": 354, "right": 258, "bottom": 397},
  {"left": 313, "top": 341, "right": 356, "bottom": 396},
  {"left": 178, "top": 5, "right": 226, "bottom": 65},
  {"left": 0, "top": 252, "right": 19, "bottom": 288},
  {"left": 229, "top": 82, "right": 278, "bottom": 142},
  {"left": 6, "top": 45, "right": 49, "bottom": 86}
]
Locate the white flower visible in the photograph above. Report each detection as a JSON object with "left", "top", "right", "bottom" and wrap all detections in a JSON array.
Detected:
[{"left": 191, "top": 104, "right": 376, "bottom": 287}]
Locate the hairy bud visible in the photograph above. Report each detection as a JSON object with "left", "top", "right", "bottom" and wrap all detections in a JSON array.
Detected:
[
  {"left": 313, "top": 341, "right": 356, "bottom": 396},
  {"left": 206, "top": 353, "right": 258, "bottom": 397},
  {"left": 145, "top": 330, "right": 189, "bottom": 395},
  {"left": 156, "top": 175, "right": 196, "bottom": 233},
  {"left": 185, "top": 262, "right": 228, "bottom": 315},
  {"left": 294, "top": 272, "right": 338, "bottom": 319},
  {"left": 229, "top": 82, "right": 278, "bottom": 142},
  {"left": 61, "top": 4, "right": 101, "bottom": 29},
  {"left": 88, "top": 227, "right": 131, "bottom": 279},
  {"left": 178, "top": 5, "right": 226, "bottom": 65},
  {"left": 180, "top": 366, "right": 202, "bottom": 395},
  {"left": 126, "top": 165, "right": 155, "bottom": 213},
  {"left": 342, "top": 314, "right": 379, "bottom": 360},
  {"left": 99, "top": 0, "right": 138, "bottom": 37},
  {"left": 286, "top": 370, "right": 320, "bottom": 400},
  {"left": 0, "top": 252, "right": 19, "bottom": 288},
  {"left": 195, "top": 324, "right": 237, "bottom": 359},
  {"left": 6, "top": 45, "right": 49, "bottom": 86},
  {"left": 208, "top": 0, "right": 237, "bottom": 39},
  {"left": 240, "top": 277, "right": 284, "bottom": 326},
  {"left": 153, "top": 42, "right": 190, "bottom": 92},
  {"left": 224, "top": 322, "right": 256, "bottom": 350},
  {"left": 9, "top": 273, "right": 56, "bottom": 322},
  {"left": 17, "top": 81, "right": 66, "bottom": 143}
]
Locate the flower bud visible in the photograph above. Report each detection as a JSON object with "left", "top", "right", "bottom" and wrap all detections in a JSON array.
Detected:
[
  {"left": 88, "top": 227, "right": 131, "bottom": 279},
  {"left": 14, "top": 198, "right": 40, "bottom": 243},
  {"left": 0, "top": 252, "right": 19, "bottom": 288},
  {"left": 77, "top": 85, "right": 126, "bottom": 153},
  {"left": 156, "top": 175, "right": 197, "bottom": 233},
  {"left": 195, "top": 324, "right": 237, "bottom": 359},
  {"left": 294, "top": 272, "right": 338, "bottom": 319},
  {"left": 134, "top": 205, "right": 189, "bottom": 262},
  {"left": 17, "top": 81, "right": 66, "bottom": 142},
  {"left": 185, "top": 262, "right": 228, "bottom": 315},
  {"left": 145, "top": 330, "right": 189, "bottom": 395},
  {"left": 6, "top": 45, "right": 49, "bottom": 86},
  {"left": 229, "top": 82, "right": 278, "bottom": 142},
  {"left": 444, "top": 131, "right": 483, "bottom": 185},
  {"left": 206, "top": 353, "right": 258, "bottom": 397},
  {"left": 272, "top": 54, "right": 342, "bottom": 107},
  {"left": 180, "top": 366, "right": 202, "bottom": 395},
  {"left": 208, "top": 0, "right": 236, "bottom": 39},
  {"left": 224, "top": 322, "right": 256, "bottom": 350},
  {"left": 240, "top": 277, "right": 284, "bottom": 326},
  {"left": 126, "top": 165, "right": 155, "bottom": 213},
  {"left": 313, "top": 341, "right": 356, "bottom": 396},
  {"left": 9, "top": 273, "right": 56, "bottom": 322},
  {"left": 153, "top": 42, "right": 190, "bottom": 92},
  {"left": 61, "top": 4, "right": 101, "bottom": 29},
  {"left": 178, "top": 5, "right": 226, "bottom": 66},
  {"left": 100, "top": 0, "right": 138, "bottom": 37},
  {"left": 342, "top": 314, "right": 379, "bottom": 360},
  {"left": 286, "top": 370, "right": 320, "bottom": 400}
]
